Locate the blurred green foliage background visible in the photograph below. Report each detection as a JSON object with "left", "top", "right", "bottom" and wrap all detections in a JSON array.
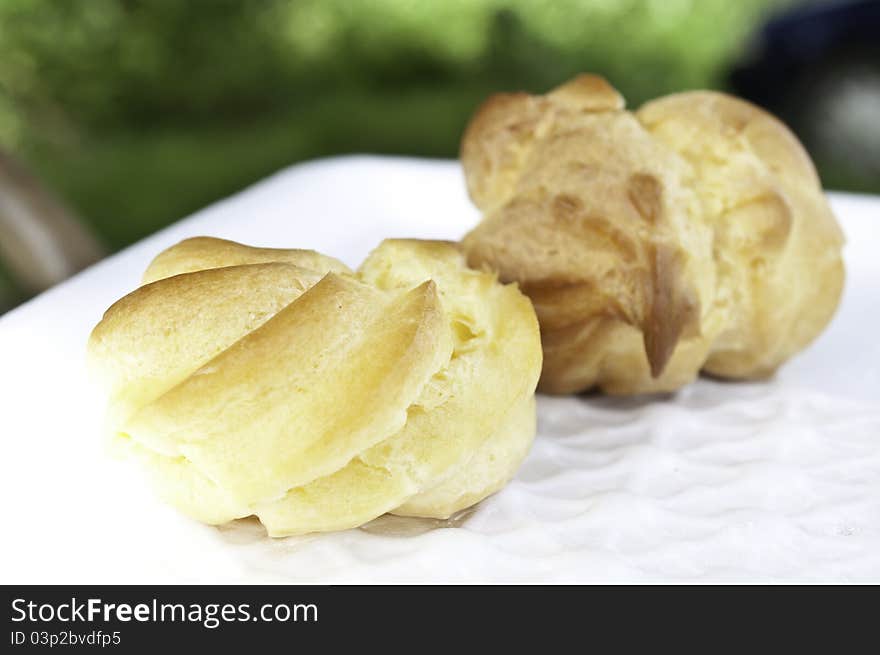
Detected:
[{"left": 0, "top": 0, "right": 804, "bottom": 253}]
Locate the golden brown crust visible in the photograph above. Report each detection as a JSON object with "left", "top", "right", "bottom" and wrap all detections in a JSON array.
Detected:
[
  {"left": 142, "top": 236, "right": 351, "bottom": 284},
  {"left": 547, "top": 73, "right": 625, "bottom": 111},
  {"left": 459, "top": 92, "right": 543, "bottom": 210},
  {"left": 461, "top": 75, "right": 844, "bottom": 394},
  {"left": 89, "top": 237, "right": 542, "bottom": 535}
]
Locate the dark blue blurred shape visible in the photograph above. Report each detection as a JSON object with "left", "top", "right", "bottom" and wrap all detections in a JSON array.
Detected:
[
  {"left": 731, "top": 0, "right": 880, "bottom": 192},
  {"left": 731, "top": 0, "right": 880, "bottom": 106}
]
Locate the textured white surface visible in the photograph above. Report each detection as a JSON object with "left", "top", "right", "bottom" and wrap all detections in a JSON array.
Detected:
[{"left": 0, "top": 156, "right": 878, "bottom": 583}]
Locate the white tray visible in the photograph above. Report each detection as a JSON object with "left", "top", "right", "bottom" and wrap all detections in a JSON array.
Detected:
[{"left": 1, "top": 156, "right": 878, "bottom": 583}]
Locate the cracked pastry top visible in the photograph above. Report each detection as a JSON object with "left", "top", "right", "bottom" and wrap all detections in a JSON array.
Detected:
[{"left": 461, "top": 74, "right": 844, "bottom": 395}]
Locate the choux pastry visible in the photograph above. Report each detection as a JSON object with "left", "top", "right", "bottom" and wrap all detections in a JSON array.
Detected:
[
  {"left": 461, "top": 74, "right": 845, "bottom": 394},
  {"left": 89, "top": 237, "right": 541, "bottom": 536}
]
